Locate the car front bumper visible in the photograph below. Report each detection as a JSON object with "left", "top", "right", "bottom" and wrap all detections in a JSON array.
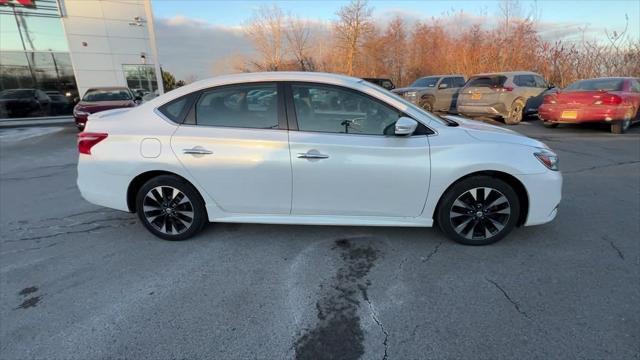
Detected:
[{"left": 515, "top": 170, "right": 563, "bottom": 226}]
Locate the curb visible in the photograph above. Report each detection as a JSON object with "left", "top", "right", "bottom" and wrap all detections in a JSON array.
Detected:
[{"left": 0, "top": 116, "right": 74, "bottom": 128}]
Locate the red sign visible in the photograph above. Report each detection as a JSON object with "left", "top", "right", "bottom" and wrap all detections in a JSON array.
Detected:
[{"left": 0, "top": 0, "right": 35, "bottom": 6}]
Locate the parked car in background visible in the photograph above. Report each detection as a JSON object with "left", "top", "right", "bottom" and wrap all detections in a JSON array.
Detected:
[
  {"left": 392, "top": 75, "right": 466, "bottom": 113},
  {"left": 0, "top": 88, "right": 51, "bottom": 118},
  {"left": 457, "top": 71, "right": 550, "bottom": 124},
  {"left": 73, "top": 87, "right": 140, "bottom": 131},
  {"left": 77, "top": 72, "right": 562, "bottom": 246},
  {"left": 362, "top": 78, "right": 395, "bottom": 90},
  {"left": 45, "top": 91, "right": 73, "bottom": 116},
  {"left": 538, "top": 77, "right": 640, "bottom": 134}
]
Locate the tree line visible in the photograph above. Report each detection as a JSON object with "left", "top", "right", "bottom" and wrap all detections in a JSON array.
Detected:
[{"left": 232, "top": 0, "right": 639, "bottom": 88}]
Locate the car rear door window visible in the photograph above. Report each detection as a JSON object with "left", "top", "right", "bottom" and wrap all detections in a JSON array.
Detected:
[
  {"left": 514, "top": 75, "right": 537, "bottom": 87},
  {"left": 195, "top": 84, "right": 278, "bottom": 129},
  {"left": 453, "top": 77, "right": 466, "bottom": 87},
  {"left": 291, "top": 84, "right": 401, "bottom": 136}
]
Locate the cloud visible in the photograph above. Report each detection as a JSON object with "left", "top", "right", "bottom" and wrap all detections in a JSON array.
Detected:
[{"left": 155, "top": 15, "right": 254, "bottom": 80}]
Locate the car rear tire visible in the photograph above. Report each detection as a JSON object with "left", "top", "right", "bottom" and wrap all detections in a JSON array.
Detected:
[
  {"left": 505, "top": 99, "right": 525, "bottom": 125},
  {"left": 543, "top": 121, "right": 558, "bottom": 128},
  {"left": 136, "top": 175, "right": 207, "bottom": 241},
  {"left": 437, "top": 176, "right": 520, "bottom": 245}
]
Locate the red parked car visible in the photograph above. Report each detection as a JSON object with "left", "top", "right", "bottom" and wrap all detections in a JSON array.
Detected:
[
  {"left": 73, "top": 87, "right": 140, "bottom": 131},
  {"left": 538, "top": 77, "right": 640, "bottom": 134}
]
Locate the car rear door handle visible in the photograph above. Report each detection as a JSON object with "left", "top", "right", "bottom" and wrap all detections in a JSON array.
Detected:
[
  {"left": 183, "top": 147, "right": 213, "bottom": 155},
  {"left": 297, "top": 151, "right": 329, "bottom": 159}
]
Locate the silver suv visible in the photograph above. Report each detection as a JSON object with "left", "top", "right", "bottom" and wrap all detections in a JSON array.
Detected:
[
  {"left": 392, "top": 75, "right": 466, "bottom": 113},
  {"left": 457, "top": 71, "right": 549, "bottom": 124}
]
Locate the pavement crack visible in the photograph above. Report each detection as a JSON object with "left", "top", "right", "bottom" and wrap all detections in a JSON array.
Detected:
[
  {"left": 564, "top": 160, "right": 640, "bottom": 174},
  {"left": 421, "top": 241, "right": 443, "bottom": 263},
  {"left": 485, "top": 278, "right": 530, "bottom": 319},
  {"left": 603, "top": 236, "right": 624, "bottom": 260},
  {"left": 365, "top": 298, "right": 389, "bottom": 360},
  {"left": 10, "top": 225, "right": 110, "bottom": 242}
]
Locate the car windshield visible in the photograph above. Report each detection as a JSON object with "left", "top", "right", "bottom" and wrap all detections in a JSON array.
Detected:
[
  {"left": 0, "top": 89, "right": 34, "bottom": 99},
  {"left": 83, "top": 89, "right": 132, "bottom": 102},
  {"left": 565, "top": 79, "right": 624, "bottom": 91},
  {"left": 410, "top": 77, "right": 440, "bottom": 88},
  {"left": 467, "top": 76, "right": 508, "bottom": 88}
]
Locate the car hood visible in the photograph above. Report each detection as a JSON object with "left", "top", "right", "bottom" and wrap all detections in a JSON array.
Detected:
[
  {"left": 76, "top": 100, "right": 134, "bottom": 113},
  {"left": 443, "top": 115, "right": 547, "bottom": 149}
]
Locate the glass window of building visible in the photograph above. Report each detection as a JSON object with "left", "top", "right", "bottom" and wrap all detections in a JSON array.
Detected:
[{"left": 0, "top": 0, "right": 78, "bottom": 119}]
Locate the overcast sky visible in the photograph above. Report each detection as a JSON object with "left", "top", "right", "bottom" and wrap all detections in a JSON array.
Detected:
[{"left": 152, "top": 0, "right": 640, "bottom": 80}]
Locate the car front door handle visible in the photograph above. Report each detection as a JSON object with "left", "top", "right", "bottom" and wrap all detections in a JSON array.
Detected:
[
  {"left": 297, "top": 151, "right": 329, "bottom": 159},
  {"left": 183, "top": 147, "right": 213, "bottom": 155}
]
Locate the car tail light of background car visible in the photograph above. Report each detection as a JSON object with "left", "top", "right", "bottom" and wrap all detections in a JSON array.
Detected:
[
  {"left": 543, "top": 94, "right": 557, "bottom": 104},
  {"left": 494, "top": 86, "right": 513, "bottom": 92},
  {"left": 594, "top": 94, "right": 622, "bottom": 105},
  {"left": 78, "top": 132, "right": 108, "bottom": 155}
]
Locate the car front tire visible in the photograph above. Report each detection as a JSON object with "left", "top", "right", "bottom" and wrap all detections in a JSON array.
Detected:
[
  {"left": 437, "top": 176, "right": 520, "bottom": 245},
  {"left": 136, "top": 175, "right": 207, "bottom": 241}
]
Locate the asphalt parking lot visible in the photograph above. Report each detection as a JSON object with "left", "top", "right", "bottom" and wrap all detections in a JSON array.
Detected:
[{"left": 1, "top": 120, "right": 638, "bottom": 359}]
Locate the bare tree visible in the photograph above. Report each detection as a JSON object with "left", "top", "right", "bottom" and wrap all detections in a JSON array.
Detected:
[
  {"left": 244, "top": 5, "right": 287, "bottom": 71},
  {"left": 285, "top": 16, "right": 315, "bottom": 71},
  {"left": 334, "top": 0, "right": 373, "bottom": 75}
]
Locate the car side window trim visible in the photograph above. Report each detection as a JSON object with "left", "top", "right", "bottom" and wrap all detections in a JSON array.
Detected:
[
  {"left": 179, "top": 82, "right": 287, "bottom": 130},
  {"left": 283, "top": 81, "right": 433, "bottom": 137}
]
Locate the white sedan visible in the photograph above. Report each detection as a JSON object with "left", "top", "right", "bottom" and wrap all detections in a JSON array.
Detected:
[{"left": 77, "top": 72, "right": 562, "bottom": 245}]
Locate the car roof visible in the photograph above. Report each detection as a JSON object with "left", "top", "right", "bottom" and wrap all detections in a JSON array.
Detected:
[
  {"left": 417, "top": 74, "right": 465, "bottom": 78},
  {"left": 573, "top": 77, "right": 632, "bottom": 81},
  {"left": 86, "top": 87, "right": 131, "bottom": 91},
  {"left": 148, "top": 72, "right": 365, "bottom": 106},
  {"left": 470, "top": 71, "right": 541, "bottom": 77}
]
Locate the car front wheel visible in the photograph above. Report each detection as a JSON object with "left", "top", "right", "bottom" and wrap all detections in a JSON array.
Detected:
[
  {"left": 136, "top": 175, "right": 207, "bottom": 241},
  {"left": 437, "top": 176, "right": 520, "bottom": 245}
]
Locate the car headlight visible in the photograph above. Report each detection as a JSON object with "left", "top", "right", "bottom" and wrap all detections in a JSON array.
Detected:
[
  {"left": 405, "top": 91, "right": 417, "bottom": 98},
  {"left": 534, "top": 149, "right": 559, "bottom": 171}
]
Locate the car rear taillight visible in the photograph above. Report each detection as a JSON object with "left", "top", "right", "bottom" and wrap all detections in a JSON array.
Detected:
[
  {"left": 594, "top": 94, "right": 622, "bottom": 105},
  {"left": 543, "top": 94, "right": 557, "bottom": 104},
  {"left": 494, "top": 86, "right": 513, "bottom": 92},
  {"left": 78, "top": 132, "right": 108, "bottom": 155}
]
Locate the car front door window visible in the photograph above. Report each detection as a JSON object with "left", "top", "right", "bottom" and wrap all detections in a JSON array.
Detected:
[{"left": 291, "top": 84, "right": 401, "bottom": 136}]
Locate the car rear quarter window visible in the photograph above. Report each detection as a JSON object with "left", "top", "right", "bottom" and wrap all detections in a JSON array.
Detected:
[
  {"left": 453, "top": 77, "right": 466, "bottom": 87},
  {"left": 195, "top": 84, "right": 279, "bottom": 129},
  {"left": 629, "top": 79, "right": 640, "bottom": 93},
  {"left": 158, "top": 95, "right": 192, "bottom": 123}
]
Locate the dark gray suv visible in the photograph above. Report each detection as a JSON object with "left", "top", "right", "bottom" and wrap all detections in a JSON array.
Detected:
[{"left": 392, "top": 75, "right": 466, "bottom": 113}]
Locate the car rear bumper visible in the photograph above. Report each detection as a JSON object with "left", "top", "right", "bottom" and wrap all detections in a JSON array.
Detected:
[
  {"left": 538, "top": 104, "right": 633, "bottom": 123},
  {"left": 457, "top": 103, "right": 508, "bottom": 118},
  {"left": 77, "top": 156, "right": 130, "bottom": 212},
  {"left": 515, "top": 170, "right": 563, "bottom": 226}
]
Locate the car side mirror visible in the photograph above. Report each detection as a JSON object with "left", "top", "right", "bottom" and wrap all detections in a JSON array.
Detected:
[
  {"left": 438, "top": 83, "right": 448, "bottom": 89},
  {"left": 395, "top": 117, "right": 418, "bottom": 136}
]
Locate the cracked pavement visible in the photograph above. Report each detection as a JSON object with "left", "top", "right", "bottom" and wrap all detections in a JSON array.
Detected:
[{"left": 1, "top": 122, "right": 639, "bottom": 359}]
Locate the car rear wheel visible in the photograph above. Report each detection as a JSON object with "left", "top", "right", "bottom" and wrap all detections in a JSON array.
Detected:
[
  {"left": 505, "top": 99, "right": 525, "bottom": 125},
  {"left": 136, "top": 175, "right": 207, "bottom": 241},
  {"left": 437, "top": 176, "right": 520, "bottom": 245}
]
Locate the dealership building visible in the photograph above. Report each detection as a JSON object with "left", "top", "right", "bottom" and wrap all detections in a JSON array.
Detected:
[{"left": 0, "top": 0, "right": 163, "bottom": 119}]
